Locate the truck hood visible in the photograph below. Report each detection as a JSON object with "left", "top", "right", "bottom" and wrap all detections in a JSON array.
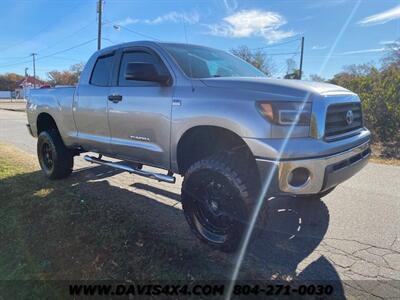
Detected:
[{"left": 200, "top": 77, "right": 353, "bottom": 97}]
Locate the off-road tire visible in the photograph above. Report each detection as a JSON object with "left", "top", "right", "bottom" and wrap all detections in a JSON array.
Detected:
[
  {"left": 37, "top": 130, "right": 73, "bottom": 179},
  {"left": 181, "top": 152, "right": 266, "bottom": 252}
]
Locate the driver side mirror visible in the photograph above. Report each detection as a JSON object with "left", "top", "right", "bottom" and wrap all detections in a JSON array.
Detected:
[{"left": 125, "top": 62, "right": 172, "bottom": 86}]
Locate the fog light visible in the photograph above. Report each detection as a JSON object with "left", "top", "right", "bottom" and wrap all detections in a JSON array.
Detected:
[{"left": 288, "top": 167, "right": 310, "bottom": 187}]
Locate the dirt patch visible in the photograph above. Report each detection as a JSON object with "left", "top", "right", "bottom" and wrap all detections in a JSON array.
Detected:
[{"left": 371, "top": 143, "right": 400, "bottom": 165}]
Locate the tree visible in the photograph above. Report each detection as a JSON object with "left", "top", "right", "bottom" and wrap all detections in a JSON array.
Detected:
[
  {"left": 47, "top": 62, "right": 85, "bottom": 86},
  {"left": 329, "top": 56, "right": 400, "bottom": 149},
  {"left": 343, "top": 63, "right": 375, "bottom": 77},
  {"left": 284, "top": 58, "right": 301, "bottom": 79},
  {"left": 382, "top": 39, "right": 400, "bottom": 67},
  {"left": 47, "top": 70, "right": 75, "bottom": 86},
  {"left": 0, "top": 73, "right": 25, "bottom": 90},
  {"left": 309, "top": 74, "right": 325, "bottom": 82},
  {"left": 286, "top": 58, "right": 296, "bottom": 74},
  {"left": 70, "top": 62, "right": 85, "bottom": 77},
  {"left": 230, "top": 45, "right": 274, "bottom": 76},
  {"left": 284, "top": 70, "right": 301, "bottom": 79}
]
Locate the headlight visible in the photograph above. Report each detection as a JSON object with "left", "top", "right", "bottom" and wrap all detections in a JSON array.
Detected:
[{"left": 257, "top": 101, "right": 312, "bottom": 126}]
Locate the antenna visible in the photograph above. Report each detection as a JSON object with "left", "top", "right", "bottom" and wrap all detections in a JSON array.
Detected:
[{"left": 182, "top": 18, "right": 195, "bottom": 92}]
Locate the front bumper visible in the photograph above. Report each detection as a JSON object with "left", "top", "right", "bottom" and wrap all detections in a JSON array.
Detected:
[{"left": 256, "top": 141, "right": 370, "bottom": 195}]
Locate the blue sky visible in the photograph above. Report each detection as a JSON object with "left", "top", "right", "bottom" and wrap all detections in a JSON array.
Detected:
[{"left": 0, "top": 0, "right": 399, "bottom": 80}]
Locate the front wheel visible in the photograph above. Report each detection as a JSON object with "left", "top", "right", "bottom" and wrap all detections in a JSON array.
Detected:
[
  {"left": 181, "top": 153, "right": 265, "bottom": 252},
  {"left": 37, "top": 130, "right": 73, "bottom": 179}
]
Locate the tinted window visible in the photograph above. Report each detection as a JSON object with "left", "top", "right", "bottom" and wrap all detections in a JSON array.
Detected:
[
  {"left": 90, "top": 54, "right": 114, "bottom": 86},
  {"left": 118, "top": 51, "right": 169, "bottom": 86},
  {"left": 163, "top": 44, "right": 266, "bottom": 79}
]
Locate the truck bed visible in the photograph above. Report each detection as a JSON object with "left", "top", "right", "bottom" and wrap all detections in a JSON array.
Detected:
[{"left": 26, "top": 86, "right": 77, "bottom": 144}]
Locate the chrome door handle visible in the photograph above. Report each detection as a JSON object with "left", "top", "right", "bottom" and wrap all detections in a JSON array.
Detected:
[
  {"left": 172, "top": 99, "right": 181, "bottom": 106},
  {"left": 108, "top": 94, "right": 122, "bottom": 103}
]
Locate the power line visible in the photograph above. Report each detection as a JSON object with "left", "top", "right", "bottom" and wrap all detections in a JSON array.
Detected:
[
  {"left": 276, "top": 64, "right": 289, "bottom": 77},
  {"left": 272, "top": 45, "right": 301, "bottom": 78},
  {"left": 102, "top": 37, "right": 115, "bottom": 45},
  {"left": 0, "top": 1, "right": 89, "bottom": 54},
  {"left": 0, "top": 19, "right": 96, "bottom": 69},
  {"left": 113, "top": 23, "right": 161, "bottom": 42},
  {"left": 49, "top": 56, "right": 84, "bottom": 62},
  {"left": 0, "top": 55, "right": 31, "bottom": 60},
  {"left": 266, "top": 51, "right": 300, "bottom": 56},
  {"left": 0, "top": 59, "right": 33, "bottom": 69},
  {"left": 35, "top": 18, "right": 97, "bottom": 54},
  {"left": 250, "top": 36, "right": 302, "bottom": 51},
  {"left": 36, "top": 38, "right": 97, "bottom": 61},
  {"left": 0, "top": 38, "right": 96, "bottom": 69}
]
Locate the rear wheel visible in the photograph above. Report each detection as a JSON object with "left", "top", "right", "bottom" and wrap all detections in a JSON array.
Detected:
[
  {"left": 181, "top": 152, "right": 266, "bottom": 252},
  {"left": 37, "top": 130, "right": 73, "bottom": 179}
]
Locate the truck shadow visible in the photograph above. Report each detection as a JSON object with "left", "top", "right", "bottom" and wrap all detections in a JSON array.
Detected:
[
  {"left": 1, "top": 164, "right": 343, "bottom": 297},
  {"left": 250, "top": 197, "right": 344, "bottom": 294},
  {"left": 133, "top": 182, "right": 344, "bottom": 284}
]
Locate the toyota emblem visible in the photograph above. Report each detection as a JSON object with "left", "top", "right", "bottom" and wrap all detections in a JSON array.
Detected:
[{"left": 345, "top": 110, "right": 354, "bottom": 125}]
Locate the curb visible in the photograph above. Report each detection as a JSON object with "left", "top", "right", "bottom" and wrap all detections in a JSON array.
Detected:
[{"left": 0, "top": 108, "right": 26, "bottom": 112}]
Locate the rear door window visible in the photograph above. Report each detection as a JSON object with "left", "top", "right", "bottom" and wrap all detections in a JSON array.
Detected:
[{"left": 90, "top": 54, "right": 114, "bottom": 86}]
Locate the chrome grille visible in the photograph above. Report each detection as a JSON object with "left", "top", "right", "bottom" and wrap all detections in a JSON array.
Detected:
[{"left": 325, "top": 102, "right": 362, "bottom": 140}]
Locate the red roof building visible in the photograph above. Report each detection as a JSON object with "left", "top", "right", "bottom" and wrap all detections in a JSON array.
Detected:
[
  {"left": 17, "top": 76, "right": 45, "bottom": 88},
  {"left": 15, "top": 76, "right": 46, "bottom": 99}
]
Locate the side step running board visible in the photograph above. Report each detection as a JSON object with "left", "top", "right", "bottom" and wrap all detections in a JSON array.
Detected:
[{"left": 84, "top": 155, "right": 176, "bottom": 184}]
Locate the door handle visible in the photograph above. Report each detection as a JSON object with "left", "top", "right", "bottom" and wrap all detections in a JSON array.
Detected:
[{"left": 108, "top": 94, "right": 123, "bottom": 103}]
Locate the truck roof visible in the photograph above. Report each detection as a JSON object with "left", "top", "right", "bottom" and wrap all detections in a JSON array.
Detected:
[{"left": 97, "top": 40, "right": 215, "bottom": 54}]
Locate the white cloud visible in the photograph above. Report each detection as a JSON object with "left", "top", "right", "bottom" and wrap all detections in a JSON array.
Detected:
[
  {"left": 222, "top": 0, "right": 238, "bottom": 13},
  {"left": 208, "top": 10, "right": 295, "bottom": 44},
  {"left": 115, "top": 11, "right": 200, "bottom": 27},
  {"left": 338, "top": 42, "right": 400, "bottom": 55},
  {"left": 117, "top": 17, "right": 140, "bottom": 26},
  {"left": 312, "top": 45, "right": 327, "bottom": 50},
  {"left": 380, "top": 40, "right": 400, "bottom": 45},
  {"left": 358, "top": 5, "right": 400, "bottom": 26},
  {"left": 145, "top": 11, "right": 200, "bottom": 25},
  {"left": 339, "top": 48, "right": 386, "bottom": 55}
]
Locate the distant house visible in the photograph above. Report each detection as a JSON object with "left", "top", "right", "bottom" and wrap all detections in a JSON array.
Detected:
[{"left": 15, "top": 76, "right": 45, "bottom": 99}]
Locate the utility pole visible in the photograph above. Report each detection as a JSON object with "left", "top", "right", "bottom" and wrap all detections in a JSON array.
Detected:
[
  {"left": 31, "top": 53, "right": 37, "bottom": 89},
  {"left": 299, "top": 36, "right": 304, "bottom": 80},
  {"left": 97, "top": 0, "right": 103, "bottom": 50}
]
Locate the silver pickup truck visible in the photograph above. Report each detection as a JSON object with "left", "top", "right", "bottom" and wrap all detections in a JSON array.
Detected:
[{"left": 27, "top": 41, "right": 371, "bottom": 251}]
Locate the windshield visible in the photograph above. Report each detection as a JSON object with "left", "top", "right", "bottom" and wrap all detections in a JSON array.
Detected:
[{"left": 162, "top": 44, "right": 267, "bottom": 79}]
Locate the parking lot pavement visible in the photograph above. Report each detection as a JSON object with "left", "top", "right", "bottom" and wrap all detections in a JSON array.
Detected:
[{"left": 1, "top": 109, "right": 400, "bottom": 298}]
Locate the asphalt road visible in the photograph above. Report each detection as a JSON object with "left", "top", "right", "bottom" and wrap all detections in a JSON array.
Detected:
[{"left": 1, "top": 109, "right": 400, "bottom": 298}]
